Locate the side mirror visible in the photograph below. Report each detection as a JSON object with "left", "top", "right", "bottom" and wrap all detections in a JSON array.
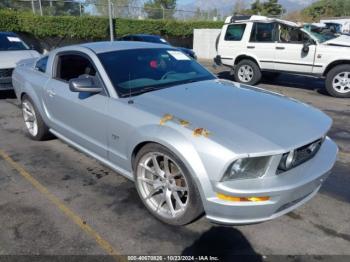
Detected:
[
  {"left": 69, "top": 76, "right": 103, "bottom": 93},
  {"left": 302, "top": 41, "right": 313, "bottom": 53}
]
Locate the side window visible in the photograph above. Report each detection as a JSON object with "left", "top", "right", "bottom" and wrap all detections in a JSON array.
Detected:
[
  {"left": 279, "top": 25, "right": 307, "bottom": 44},
  {"left": 250, "top": 22, "right": 276, "bottom": 42},
  {"left": 224, "top": 24, "right": 246, "bottom": 41},
  {"left": 55, "top": 54, "right": 97, "bottom": 82},
  {"left": 35, "top": 56, "right": 48, "bottom": 73}
]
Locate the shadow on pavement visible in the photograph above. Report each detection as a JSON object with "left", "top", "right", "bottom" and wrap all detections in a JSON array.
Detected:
[
  {"left": 217, "top": 70, "right": 330, "bottom": 96},
  {"left": 181, "top": 226, "right": 262, "bottom": 262}
]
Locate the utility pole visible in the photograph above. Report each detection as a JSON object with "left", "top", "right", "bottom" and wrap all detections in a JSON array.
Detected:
[
  {"left": 31, "top": 0, "right": 35, "bottom": 14},
  {"left": 38, "top": 0, "right": 43, "bottom": 16},
  {"left": 108, "top": 0, "right": 114, "bottom": 41}
]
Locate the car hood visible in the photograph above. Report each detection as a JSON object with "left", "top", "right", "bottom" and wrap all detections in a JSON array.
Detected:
[
  {"left": 323, "top": 35, "right": 350, "bottom": 47},
  {"left": 133, "top": 80, "right": 332, "bottom": 155},
  {"left": 0, "top": 50, "right": 40, "bottom": 69}
]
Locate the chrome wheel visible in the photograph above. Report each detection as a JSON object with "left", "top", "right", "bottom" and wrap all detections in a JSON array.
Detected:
[
  {"left": 238, "top": 65, "right": 254, "bottom": 83},
  {"left": 136, "top": 152, "right": 189, "bottom": 219},
  {"left": 22, "top": 100, "right": 38, "bottom": 136},
  {"left": 332, "top": 72, "right": 350, "bottom": 94}
]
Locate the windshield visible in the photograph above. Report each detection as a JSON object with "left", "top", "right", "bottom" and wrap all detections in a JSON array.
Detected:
[
  {"left": 305, "top": 26, "right": 338, "bottom": 43},
  {"left": 0, "top": 34, "right": 29, "bottom": 51},
  {"left": 98, "top": 48, "right": 215, "bottom": 97}
]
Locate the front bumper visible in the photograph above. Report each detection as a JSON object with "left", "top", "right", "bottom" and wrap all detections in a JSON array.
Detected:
[{"left": 204, "top": 137, "right": 338, "bottom": 225}]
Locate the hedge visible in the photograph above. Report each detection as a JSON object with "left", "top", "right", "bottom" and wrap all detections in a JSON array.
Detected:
[{"left": 0, "top": 10, "right": 224, "bottom": 39}]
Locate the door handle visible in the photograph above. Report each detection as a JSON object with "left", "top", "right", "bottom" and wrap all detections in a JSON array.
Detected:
[
  {"left": 247, "top": 46, "right": 255, "bottom": 49},
  {"left": 276, "top": 46, "right": 285, "bottom": 50},
  {"left": 47, "top": 90, "right": 56, "bottom": 97}
]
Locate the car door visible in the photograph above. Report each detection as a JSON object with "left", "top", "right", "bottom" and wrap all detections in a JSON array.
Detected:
[
  {"left": 248, "top": 22, "right": 277, "bottom": 70},
  {"left": 274, "top": 24, "right": 316, "bottom": 73},
  {"left": 43, "top": 52, "right": 109, "bottom": 158}
]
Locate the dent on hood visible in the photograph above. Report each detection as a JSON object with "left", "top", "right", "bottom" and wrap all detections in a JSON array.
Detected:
[{"left": 159, "top": 113, "right": 211, "bottom": 138}]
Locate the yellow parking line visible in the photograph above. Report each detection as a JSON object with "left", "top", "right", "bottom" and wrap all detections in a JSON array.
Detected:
[{"left": 0, "top": 150, "right": 121, "bottom": 260}]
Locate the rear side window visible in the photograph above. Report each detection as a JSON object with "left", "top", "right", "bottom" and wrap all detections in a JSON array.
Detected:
[
  {"left": 250, "top": 23, "right": 276, "bottom": 42},
  {"left": 224, "top": 24, "right": 246, "bottom": 41},
  {"left": 35, "top": 56, "right": 48, "bottom": 73}
]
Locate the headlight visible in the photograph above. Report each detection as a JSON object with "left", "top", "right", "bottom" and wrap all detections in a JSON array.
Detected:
[{"left": 222, "top": 156, "right": 271, "bottom": 181}]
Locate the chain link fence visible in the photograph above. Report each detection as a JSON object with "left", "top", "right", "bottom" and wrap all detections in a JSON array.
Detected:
[{"left": 3, "top": 0, "right": 225, "bottom": 21}]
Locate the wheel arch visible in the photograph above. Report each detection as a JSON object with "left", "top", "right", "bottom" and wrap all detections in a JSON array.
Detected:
[
  {"left": 234, "top": 54, "right": 261, "bottom": 68},
  {"left": 323, "top": 60, "right": 350, "bottom": 77},
  {"left": 127, "top": 126, "right": 212, "bottom": 204}
]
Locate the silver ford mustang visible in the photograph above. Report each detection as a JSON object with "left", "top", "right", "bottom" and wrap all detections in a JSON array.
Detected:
[{"left": 12, "top": 41, "right": 338, "bottom": 226}]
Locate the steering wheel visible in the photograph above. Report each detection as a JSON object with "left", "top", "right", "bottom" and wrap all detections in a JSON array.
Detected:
[{"left": 161, "top": 71, "right": 177, "bottom": 80}]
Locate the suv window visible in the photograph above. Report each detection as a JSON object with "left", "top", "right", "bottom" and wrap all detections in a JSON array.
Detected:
[
  {"left": 224, "top": 24, "right": 246, "bottom": 41},
  {"left": 250, "top": 22, "right": 276, "bottom": 42},
  {"left": 35, "top": 56, "right": 48, "bottom": 73},
  {"left": 55, "top": 54, "right": 96, "bottom": 82},
  {"left": 279, "top": 25, "right": 310, "bottom": 44}
]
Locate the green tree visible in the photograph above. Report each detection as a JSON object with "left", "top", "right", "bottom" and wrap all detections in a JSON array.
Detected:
[
  {"left": 143, "top": 0, "right": 176, "bottom": 19},
  {"left": 42, "top": 0, "right": 82, "bottom": 16},
  {"left": 303, "top": 0, "right": 350, "bottom": 20},
  {"left": 247, "top": 0, "right": 284, "bottom": 16},
  {"left": 232, "top": 0, "right": 247, "bottom": 15}
]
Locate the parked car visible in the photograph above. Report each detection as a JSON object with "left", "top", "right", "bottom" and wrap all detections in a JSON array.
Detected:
[
  {"left": 215, "top": 15, "right": 350, "bottom": 98},
  {"left": 12, "top": 41, "right": 337, "bottom": 226},
  {"left": 0, "top": 32, "right": 40, "bottom": 90},
  {"left": 119, "top": 34, "right": 197, "bottom": 59}
]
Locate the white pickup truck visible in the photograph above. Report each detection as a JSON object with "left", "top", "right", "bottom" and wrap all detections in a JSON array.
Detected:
[{"left": 215, "top": 15, "right": 350, "bottom": 98}]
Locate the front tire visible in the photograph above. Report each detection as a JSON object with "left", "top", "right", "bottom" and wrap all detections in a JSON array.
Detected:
[
  {"left": 21, "top": 95, "right": 51, "bottom": 140},
  {"left": 133, "top": 143, "right": 203, "bottom": 226},
  {"left": 325, "top": 65, "right": 350, "bottom": 98},
  {"left": 234, "top": 59, "right": 262, "bottom": 85}
]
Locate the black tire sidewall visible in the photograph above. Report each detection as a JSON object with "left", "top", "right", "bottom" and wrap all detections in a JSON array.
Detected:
[
  {"left": 21, "top": 95, "right": 50, "bottom": 141},
  {"left": 133, "top": 143, "right": 203, "bottom": 226},
  {"left": 325, "top": 65, "right": 350, "bottom": 98},
  {"left": 234, "top": 59, "right": 262, "bottom": 85}
]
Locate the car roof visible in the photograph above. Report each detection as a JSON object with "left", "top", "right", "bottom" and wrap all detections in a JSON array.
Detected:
[
  {"left": 80, "top": 41, "right": 170, "bottom": 54},
  {"left": 126, "top": 34, "right": 161, "bottom": 38},
  {"left": 0, "top": 32, "right": 19, "bottom": 37},
  {"left": 225, "top": 15, "right": 299, "bottom": 28}
]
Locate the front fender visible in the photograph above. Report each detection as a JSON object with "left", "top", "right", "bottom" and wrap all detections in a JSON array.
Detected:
[{"left": 127, "top": 124, "right": 213, "bottom": 203}]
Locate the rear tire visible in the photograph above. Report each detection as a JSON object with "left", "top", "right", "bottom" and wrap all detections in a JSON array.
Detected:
[
  {"left": 133, "top": 143, "right": 203, "bottom": 226},
  {"left": 325, "top": 65, "right": 350, "bottom": 98},
  {"left": 21, "top": 95, "right": 51, "bottom": 141},
  {"left": 234, "top": 59, "right": 262, "bottom": 85}
]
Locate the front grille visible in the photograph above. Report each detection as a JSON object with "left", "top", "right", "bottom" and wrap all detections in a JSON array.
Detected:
[
  {"left": 0, "top": 68, "right": 14, "bottom": 78},
  {"left": 277, "top": 138, "right": 324, "bottom": 174},
  {"left": 294, "top": 138, "right": 323, "bottom": 166}
]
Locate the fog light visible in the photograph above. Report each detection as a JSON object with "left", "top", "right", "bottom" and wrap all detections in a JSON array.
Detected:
[{"left": 217, "top": 193, "right": 270, "bottom": 202}]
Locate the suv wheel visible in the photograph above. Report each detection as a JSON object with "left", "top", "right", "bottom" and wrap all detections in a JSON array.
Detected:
[
  {"left": 234, "top": 59, "right": 262, "bottom": 85},
  {"left": 134, "top": 143, "right": 203, "bottom": 226},
  {"left": 325, "top": 65, "right": 350, "bottom": 98},
  {"left": 21, "top": 95, "right": 51, "bottom": 140}
]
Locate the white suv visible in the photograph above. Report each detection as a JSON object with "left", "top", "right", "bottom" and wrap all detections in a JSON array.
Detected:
[{"left": 215, "top": 15, "right": 350, "bottom": 98}]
